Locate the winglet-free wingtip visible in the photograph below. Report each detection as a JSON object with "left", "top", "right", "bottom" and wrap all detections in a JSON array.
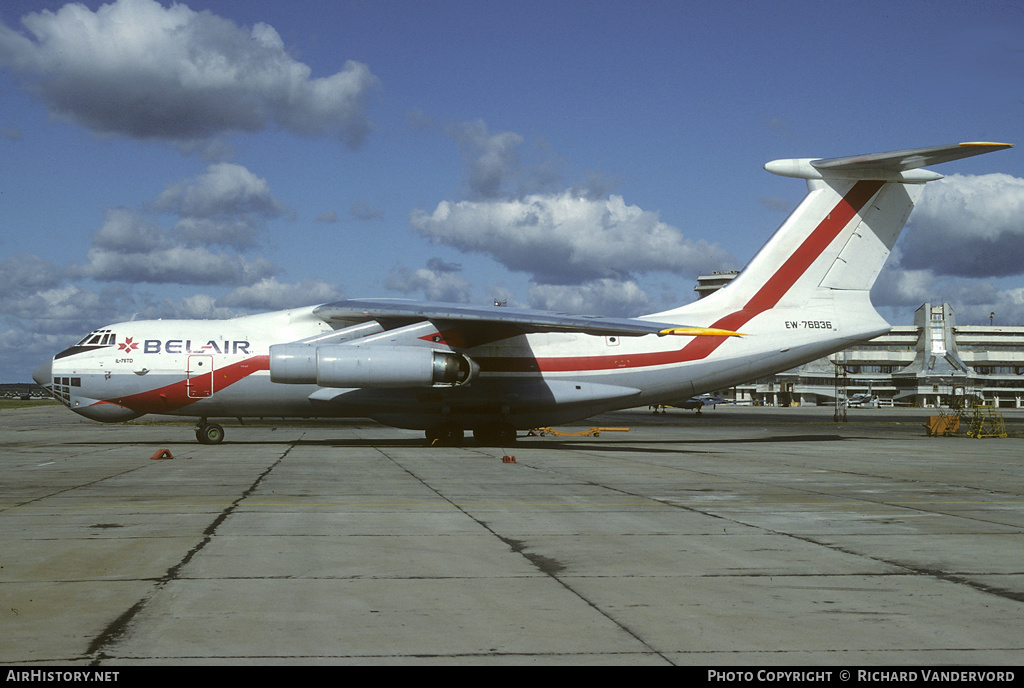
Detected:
[
  {"left": 959, "top": 141, "right": 1012, "bottom": 149},
  {"left": 659, "top": 327, "right": 746, "bottom": 337}
]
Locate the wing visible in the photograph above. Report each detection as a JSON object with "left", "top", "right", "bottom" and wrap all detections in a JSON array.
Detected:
[{"left": 313, "top": 298, "right": 743, "bottom": 339}]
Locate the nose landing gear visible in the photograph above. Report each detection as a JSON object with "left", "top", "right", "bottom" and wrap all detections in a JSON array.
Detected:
[{"left": 195, "top": 419, "right": 225, "bottom": 444}]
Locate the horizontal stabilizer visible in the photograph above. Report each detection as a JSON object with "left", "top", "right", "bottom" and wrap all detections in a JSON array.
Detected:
[
  {"left": 765, "top": 142, "right": 1011, "bottom": 181},
  {"left": 813, "top": 142, "right": 1012, "bottom": 171}
]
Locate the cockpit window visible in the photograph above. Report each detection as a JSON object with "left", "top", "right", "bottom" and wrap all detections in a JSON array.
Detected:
[
  {"left": 75, "top": 329, "right": 116, "bottom": 347},
  {"left": 56, "top": 329, "right": 118, "bottom": 361}
]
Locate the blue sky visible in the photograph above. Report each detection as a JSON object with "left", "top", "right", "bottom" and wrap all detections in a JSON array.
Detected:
[{"left": 1, "top": 0, "right": 1022, "bottom": 381}]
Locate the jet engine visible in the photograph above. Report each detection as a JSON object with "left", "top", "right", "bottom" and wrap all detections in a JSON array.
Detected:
[{"left": 269, "top": 343, "right": 479, "bottom": 388}]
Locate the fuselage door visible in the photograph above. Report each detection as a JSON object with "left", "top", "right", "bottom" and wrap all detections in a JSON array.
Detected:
[{"left": 186, "top": 355, "right": 214, "bottom": 398}]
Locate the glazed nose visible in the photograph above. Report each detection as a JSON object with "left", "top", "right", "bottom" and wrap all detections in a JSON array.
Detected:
[{"left": 32, "top": 358, "right": 53, "bottom": 387}]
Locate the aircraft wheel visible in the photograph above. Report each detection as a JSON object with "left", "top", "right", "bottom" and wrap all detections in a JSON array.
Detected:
[
  {"left": 196, "top": 422, "right": 225, "bottom": 445},
  {"left": 426, "top": 424, "right": 464, "bottom": 446}
]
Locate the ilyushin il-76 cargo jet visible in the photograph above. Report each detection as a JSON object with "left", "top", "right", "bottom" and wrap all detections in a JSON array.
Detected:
[{"left": 34, "top": 142, "right": 1011, "bottom": 445}]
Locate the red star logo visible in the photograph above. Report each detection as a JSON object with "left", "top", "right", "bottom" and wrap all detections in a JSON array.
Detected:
[{"left": 118, "top": 337, "right": 139, "bottom": 353}]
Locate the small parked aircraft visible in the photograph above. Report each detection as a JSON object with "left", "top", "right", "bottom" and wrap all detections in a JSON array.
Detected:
[
  {"left": 34, "top": 142, "right": 1010, "bottom": 444},
  {"left": 845, "top": 393, "right": 880, "bottom": 408},
  {"left": 651, "top": 393, "right": 728, "bottom": 414}
]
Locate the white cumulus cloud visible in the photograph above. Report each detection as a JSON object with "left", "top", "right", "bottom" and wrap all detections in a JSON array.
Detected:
[
  {"left": 155, "top": 163, "right": 284, "bottom": 219},
  {"left": 870, "top": 172, "right": 1024, "bottom": 325},
  {"left": 410, "top": 191, "right": 735, "bottom": 285},
  {"left": 218, "top": 277, "right": 345, "bottom": 311},
  {"left": 385, "top": 261, "right": 473, "bottom": 303},
  {"left": 901, "top": 173, "right": 1024, "bottom": 278},
  {"left": 529, "top": 278, "right": 652, "bottom": 316},
  {"left": 0, "top": 0, "right": 379, "bottom": 145}
]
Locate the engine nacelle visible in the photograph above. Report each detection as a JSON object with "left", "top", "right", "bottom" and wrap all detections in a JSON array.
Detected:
[{"left": 269, "top": 344, "right": 479, "bottom": 388}]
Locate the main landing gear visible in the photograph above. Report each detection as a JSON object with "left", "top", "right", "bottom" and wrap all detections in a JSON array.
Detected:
[{"left": 196, "top": 419, "right": 225, "bottom": 445}]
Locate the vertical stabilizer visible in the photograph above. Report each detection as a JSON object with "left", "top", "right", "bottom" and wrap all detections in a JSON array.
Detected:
[{"left": 650, "top": 142, "right": 1011, "bottom": 324}]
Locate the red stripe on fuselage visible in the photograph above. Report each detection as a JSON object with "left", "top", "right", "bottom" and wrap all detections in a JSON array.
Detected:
[
  {"left": 482, "top": 180, "right": 885, "bottom": 373},
  {"left": 107, "top": 355, "right": 270, "bottom": 414},
  {"left": 670, "top": 179, "right": 885, "bottom": 365},
  {"left": 733, "top": 180, "right": 885, "bottom": 317}
]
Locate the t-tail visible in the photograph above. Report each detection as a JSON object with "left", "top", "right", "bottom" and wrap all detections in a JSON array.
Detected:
[{"left": 652, "top": 142, "right": 1012, "bottom": 346}]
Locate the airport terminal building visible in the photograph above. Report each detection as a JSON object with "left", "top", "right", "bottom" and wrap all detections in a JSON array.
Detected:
[
  {"left": 736, "top": 302, "right": 1024, "bottom": 408},
  {"left": 693, "top": 275, "right": 1024, "bottom": 408}
]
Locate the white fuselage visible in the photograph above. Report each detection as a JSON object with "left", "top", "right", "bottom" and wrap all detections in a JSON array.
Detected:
[{"left": 43, "top": 295, "right": 885, "bottom": 431}]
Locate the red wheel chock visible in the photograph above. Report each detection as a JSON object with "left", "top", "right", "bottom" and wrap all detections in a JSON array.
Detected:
[{"left": 150, "top": 449, "right": 174, "bottom": 460}]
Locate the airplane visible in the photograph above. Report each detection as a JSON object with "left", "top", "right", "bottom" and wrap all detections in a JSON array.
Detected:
[
  {"left": 651, "top": 393, "right": 730, "bottom": 414},
  {"left": 33, "top": 142, "right": 1011, "bottom": 445},
  {"left": 844, "top": 393, "right": 879, "bottom": 408},
  {"left": 677, "top": 394, "right": 726, "bottom": 412}
]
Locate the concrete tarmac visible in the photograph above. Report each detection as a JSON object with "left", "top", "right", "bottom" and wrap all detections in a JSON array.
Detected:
[{"left": 1, "top": 403, "right": 1022, "bottom": 666}]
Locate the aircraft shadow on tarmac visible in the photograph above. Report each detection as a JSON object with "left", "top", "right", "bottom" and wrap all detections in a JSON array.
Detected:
[{"left": 66, "top": 433, "right": 846, "bottom": 453}]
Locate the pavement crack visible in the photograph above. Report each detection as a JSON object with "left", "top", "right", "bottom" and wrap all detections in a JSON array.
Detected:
[
  {"left": 85, "top": 444, "right": 296, "bottom": 665},
  {"left": 373, "top": 446, "right": 676, "bottom": 665}
]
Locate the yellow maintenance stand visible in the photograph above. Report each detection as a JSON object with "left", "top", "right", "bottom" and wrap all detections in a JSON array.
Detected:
[
  {"left": 528, "top": 427, "right": 631, "bottom": 437},
  {"left": 966, "top": 405, "right": 1008, "bottom": 439}
]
